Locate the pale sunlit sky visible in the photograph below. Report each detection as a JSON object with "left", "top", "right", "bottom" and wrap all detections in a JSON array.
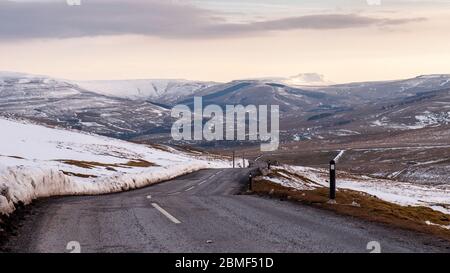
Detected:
[{"left": 1, "top": 0, "right": 450, "bottom": 83}]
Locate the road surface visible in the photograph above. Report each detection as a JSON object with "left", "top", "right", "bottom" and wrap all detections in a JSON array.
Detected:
[{"left": 3, "top": 169, "right": 449, "bottom": 253}]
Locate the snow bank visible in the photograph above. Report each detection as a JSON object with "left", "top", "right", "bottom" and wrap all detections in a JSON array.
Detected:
[
  {"left": 0, "top": 118, "right": 231, "bottom": 215},
  {"left": 263, "top": 165, "right": 450, "bottom": 215}
]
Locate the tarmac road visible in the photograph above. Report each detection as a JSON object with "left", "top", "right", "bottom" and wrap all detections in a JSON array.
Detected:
[{"left": 3, "top": 168, "right": 449, "bottom": 253}]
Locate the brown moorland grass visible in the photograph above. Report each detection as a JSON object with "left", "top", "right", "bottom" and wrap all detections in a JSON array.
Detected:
[
  {"left": 57, "top": 159, "right": 157, "bottom": 169},
  {"left": 0, "top": 155, "right": 25, "bottom": 160},
  {"left": 7, "top": 155, "right": 25, "bottom": 160},
  {"left": 61, "top": 171, "right": 98, "bottom": 178},
  {"left": 252, "top": 177, "right": 450, "bottom": 242},
  {"left": 123, "top": 159, "right": 157, "bottom": 167}
]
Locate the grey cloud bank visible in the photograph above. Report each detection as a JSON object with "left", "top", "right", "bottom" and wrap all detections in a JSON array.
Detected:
[{"left": 0, "top": 0, "right": 426, "bottom": 40}]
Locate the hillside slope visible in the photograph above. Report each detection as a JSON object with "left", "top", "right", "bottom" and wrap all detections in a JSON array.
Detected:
[
  {"left": 0, "top": 73, "right": 172, "bottom": 139},
  {"left": 75, "top": 79, "right": 218, "bottom": 103}
]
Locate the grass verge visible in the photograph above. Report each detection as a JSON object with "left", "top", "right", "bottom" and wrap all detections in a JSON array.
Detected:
[{"left": 252, "top": 176, "right": 450, "bottom": 242}]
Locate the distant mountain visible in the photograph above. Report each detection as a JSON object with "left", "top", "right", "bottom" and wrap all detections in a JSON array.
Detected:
[
  {"left": 174, "top": 75, "right": 450, "bottom": 142},
  {"left": 283, "top": 73, "right": 334, "bottom": 86},
  {"left": 1, "top": 72, "right": 449, "bottom": 145},
  {"left": 240, "top": 73, "right": 333, "bottom": 87},
  {"left": 287, "top": 76, "right": 450, "bottom": 141},
  {"left": 75, "top": 79, "right": 218, "bottom": 103},
  {"left": 314, "top": 74, "right": 450, "bottom": 102},
  {"left": 179, "top": 80, "right": 345, "bottom": 114}
]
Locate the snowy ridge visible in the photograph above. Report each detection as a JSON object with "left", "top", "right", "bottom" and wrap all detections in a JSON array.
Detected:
[
  {"left": 283, "top": 73, "right": 334, "bottom": 86},
  {"left": 0, "top": 118, "right": 231, "bottom": 215},
  {"left": 75, "top": 79, "right": 218, "bottom": 102}
]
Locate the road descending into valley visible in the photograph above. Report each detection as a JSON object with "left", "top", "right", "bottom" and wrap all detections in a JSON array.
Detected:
[{"left": 4, "top": 169, "right": 449, "bottom": 253}]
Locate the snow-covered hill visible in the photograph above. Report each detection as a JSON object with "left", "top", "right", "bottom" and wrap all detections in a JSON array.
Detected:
[
  {"left": 179, "top": 80, "right": 339, "bottom": 113},
  {"left": 0, "top": 118, "right": 231, "bottom": 215},
  {"left": 283, "top": 73, "right": 334, "bottom": 86},
  {"left": 75, "top": 79, "right": 218, "bottom": 103},
  {"left": 318, "top": 74, "right": 450, "bottom": 102},
  {"left": 0, "top": 73, "right": 172, "bottom": 139}
]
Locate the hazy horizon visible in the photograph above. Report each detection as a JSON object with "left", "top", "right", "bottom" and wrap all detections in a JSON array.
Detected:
[{"left": 3, "top": 69, "right": 450, "bottom": 85}]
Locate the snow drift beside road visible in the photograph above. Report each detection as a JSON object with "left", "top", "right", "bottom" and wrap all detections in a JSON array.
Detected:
[{"left": 0, "top": 118, "right": 231, "bottom": 215}]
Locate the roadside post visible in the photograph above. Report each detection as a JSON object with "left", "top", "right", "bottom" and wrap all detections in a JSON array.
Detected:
[
  {"left": 329, "top": 160, "right": 336, "bottom": 200},
  {"left": 242, "top": 153, "right": 245, "bottom": 168},
  {"left": 232, "top": 151, "right": 235, "bottom": 169},
  {"left": 248, "top": 173, "right": 253, "bottom": 191}
]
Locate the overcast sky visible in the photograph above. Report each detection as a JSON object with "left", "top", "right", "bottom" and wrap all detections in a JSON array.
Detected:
[{"left": 1, "top": 0, "right": 450, "bottom": 82}]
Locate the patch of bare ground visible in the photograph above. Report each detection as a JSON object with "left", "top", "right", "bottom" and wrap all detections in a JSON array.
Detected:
[
  {"left": 7, "top": 155, "right": 25, "bottom": 160},
  {"left": 252, "top": 177, "right": 450, "bottom": 242},
  {"left": 138, "top": 142, "right": 173, "bottom": 153},
  {"left": 123, "top": 159, "right": 157, "bottom": 167},
  {"left": 57, "top": 159, "right": 157, "bottom": 169},
  {"left": 134, "top": 141, "right": 228, "bottom": 161},
  {"left": 0, "top": 155, "right": 25, "bottom": 160},
  {"left": 61, "top": 171, "right": 98, "bottom": 178},
  {"left": 134, "top": 140, "right": 200, "bottom": 154},
  {"left": 172, "top": 145, "right": 233, "bottom": 162}
]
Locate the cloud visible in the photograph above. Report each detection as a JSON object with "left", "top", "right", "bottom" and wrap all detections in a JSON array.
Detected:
[
  {"left": 0, "top": 0, "right": 426, "bottom": 40},
  {"left": 208, "top": 15, "right": 426, "bottom": 36}
]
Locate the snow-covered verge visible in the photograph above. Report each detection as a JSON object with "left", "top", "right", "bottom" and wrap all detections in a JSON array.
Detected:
[
  {"left": 0, "top": 118, "right": 232, "bottom": 215},
  {"left": 261, "top": 165, "right": 450, "bottom": 215}
]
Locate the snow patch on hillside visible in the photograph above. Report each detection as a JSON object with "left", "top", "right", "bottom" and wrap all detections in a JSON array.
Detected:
[
  {"left": 75, "top": 79, "right": 217, "bottom": 101},
  {"left": 415, "top": 111, "right": 450, "bottom": 127},
  {"left": 283, "top": 73, "right": 334, "bottom": 87},
  {"left": 371, "top": 111, "right": 450, "bottom": 130}
]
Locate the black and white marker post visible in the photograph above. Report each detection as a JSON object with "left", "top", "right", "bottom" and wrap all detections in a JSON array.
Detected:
[{"left": 329, "top": 160, "right": 336, "bottom": 200}]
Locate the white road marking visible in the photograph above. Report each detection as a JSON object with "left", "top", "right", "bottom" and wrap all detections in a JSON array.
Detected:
[
  {"left": 185, "top": 186, "right": 195, "bottom": 192},
  {"left": 151, "top": 203, "right": 181, "bottom": 224},
  {"left": 146, "top": 195, "right": 152, "bottom": 199},
  {"left": 168, "top": 192, "right": 181, "bottom": 196},
  {"left": 197, "top": 170, "right": 223, "bottom": 186}
]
